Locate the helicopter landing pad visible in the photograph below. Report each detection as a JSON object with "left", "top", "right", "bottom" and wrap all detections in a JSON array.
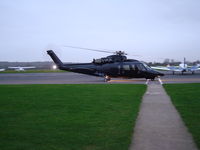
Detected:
[{"left": 0, "top": 72, "right": 200, "bottom": 84}]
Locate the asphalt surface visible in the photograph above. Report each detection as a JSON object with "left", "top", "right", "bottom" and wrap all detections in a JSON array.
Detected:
[
  {"left": 0, "top": 71, "right": 200, "bottom": 84},
  {"left": 130, "top": 82, "right": 198, "bottom": 150}
]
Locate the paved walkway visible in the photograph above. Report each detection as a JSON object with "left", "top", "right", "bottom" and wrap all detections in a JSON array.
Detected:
[{"left": 130, "top": 82, "right": 198, "bottom": 150}]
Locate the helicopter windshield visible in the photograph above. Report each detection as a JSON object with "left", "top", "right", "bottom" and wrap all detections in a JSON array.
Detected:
[
  {"left": 136, "top": 64, "right": 146, "bottom": 71},
  {"left": 142, "top": 63, "right": 152, "bottom": 71}
]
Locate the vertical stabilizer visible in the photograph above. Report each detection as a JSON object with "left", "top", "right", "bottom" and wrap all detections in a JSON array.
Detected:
[
  {"left": 184, "top": 57, "right": 186, "bottom": 68},
  {"left": 47, "top": 50, "right": 63, "bottom": 67}
]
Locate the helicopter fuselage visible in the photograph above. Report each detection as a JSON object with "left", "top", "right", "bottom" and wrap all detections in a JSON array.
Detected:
[
  {"left": 60, "top": 61, "right": 163, "bottom": 80},
  {"left": 47, "top": 50, "right": 164, "bottom": 81}
]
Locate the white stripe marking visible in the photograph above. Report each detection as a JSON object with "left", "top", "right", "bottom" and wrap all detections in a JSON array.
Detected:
[
  {"left": 158, "top": 78, "right": 163, "bottom": 85},
  {"left": 146, "top": 79, "right": 150, "bottom": 85}
]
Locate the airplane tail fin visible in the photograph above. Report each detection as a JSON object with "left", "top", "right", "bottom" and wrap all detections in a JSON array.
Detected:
[
  {"left": 47, "top": 50, "right": 64, "bottom": 67},
  {"left": 184, "top": 57, "right": 186, "bottom": 68}
]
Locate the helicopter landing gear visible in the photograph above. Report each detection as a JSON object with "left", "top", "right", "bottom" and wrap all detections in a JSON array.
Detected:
[
  {"left": 151, "top": 78, "right": 155, "bottom": 81},
  {"left": 104, "top": 75, "right": 111, "bottom": 82},
  {"left": 145, "top": 77, "right": 155, "bottom": 81}
]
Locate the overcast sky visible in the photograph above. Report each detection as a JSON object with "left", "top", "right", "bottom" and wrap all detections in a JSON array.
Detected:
[{"left": 0, "top": 0, "right": 200, "bottom": 62}]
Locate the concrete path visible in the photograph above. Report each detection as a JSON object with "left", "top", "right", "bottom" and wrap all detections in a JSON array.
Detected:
[{"left": 130, "top": 81, "right": 198, "bottom": 150}]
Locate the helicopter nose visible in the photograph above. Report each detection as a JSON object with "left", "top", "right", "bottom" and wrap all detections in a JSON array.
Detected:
[
  {"left": 152, "top": 70, "right": 164, "bottom": 76},
  {"left": 156, "top": 72, "right": 164, "bottom": 76}
]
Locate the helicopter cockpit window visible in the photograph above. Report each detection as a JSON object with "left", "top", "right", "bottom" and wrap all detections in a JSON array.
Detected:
[
  {"left": 136, "top": 64, "right": 146, "bottom": 71},
  {"left": 142, "top": 63, "right": 152, "bottom": 70},
  {"left": 123, "top": 65, "right": 130, "bottom": 70}
]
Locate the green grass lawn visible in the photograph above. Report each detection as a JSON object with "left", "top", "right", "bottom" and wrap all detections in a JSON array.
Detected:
[
  {"left": 0, "top": 84, "right": 146, "bottom": 150},
  {"left": 164, "top": 84, "right": 200, "bottom": 149},
  {"left": 0, "top": 69, "right": 65, "bottom": 73}
]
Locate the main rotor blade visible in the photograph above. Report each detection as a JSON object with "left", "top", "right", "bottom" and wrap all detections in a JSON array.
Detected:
[
  {"left": 63, "top": 45, "right": 141, "bottom": 56},
  {"left": 63, "top": 45, "right": 114, "bottom": 54}
]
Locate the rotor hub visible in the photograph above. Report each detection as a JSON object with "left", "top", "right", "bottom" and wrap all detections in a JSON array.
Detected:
[{"left": 115, "top": 51, "right": 127, "bottom": 56}]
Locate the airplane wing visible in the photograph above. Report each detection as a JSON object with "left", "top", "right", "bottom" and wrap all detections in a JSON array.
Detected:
[
  {"left": 151, "top": 66, "right": 171, "bottom": 71},
  {"left": 8, "top": 66, "right": 35, "bottom": 69},
  {"left": 151, "top": 66, "right": 184, "bottom": 72},
  {"left": 172, "top": 69, "right": 184, "bottom": 72},
  {"left": 20, "top": 67, "right": 36, "bottom": 69},
  {"left": 188, "top": 66, "right": 200, "bottom": 71},
  {"left": 0, "top": 68, "right": 5, "bottom": 71}
]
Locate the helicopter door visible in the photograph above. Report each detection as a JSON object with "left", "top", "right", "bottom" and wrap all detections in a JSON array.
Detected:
[
  {"left": 121, "top": 64, "right": 131, "bottom": 76},
  {"left": 129, "top": 64, "right": 138, "bottom": 77}
]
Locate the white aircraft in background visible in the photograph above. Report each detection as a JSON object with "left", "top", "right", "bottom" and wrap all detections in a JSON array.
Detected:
[
  {"left": 151, "top": 58, "right": 200, "bottom": 75},
  {"left": 8, "top": 66, "right": 36, "bottom": 71},
  {"left": 0, "top": 68, "right": 5, "bottom": 72}
]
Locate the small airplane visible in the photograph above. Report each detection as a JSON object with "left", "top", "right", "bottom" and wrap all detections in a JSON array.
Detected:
[
  {"left": 151, "top": 58, "right": 200, "bottom": 75},
  {"left": 8, "top": 66, "right": 36, "bottom": 71},
  {"left": 47, "top": 49, "right": 164, "bottom": 82},
  {"left": 0, "top": 68, "right": 5, "bottom": 72}
]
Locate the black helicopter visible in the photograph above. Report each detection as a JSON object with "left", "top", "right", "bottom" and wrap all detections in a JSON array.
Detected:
[{"left": 47, "top": 48, "right": 164, "bottom": 82}]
